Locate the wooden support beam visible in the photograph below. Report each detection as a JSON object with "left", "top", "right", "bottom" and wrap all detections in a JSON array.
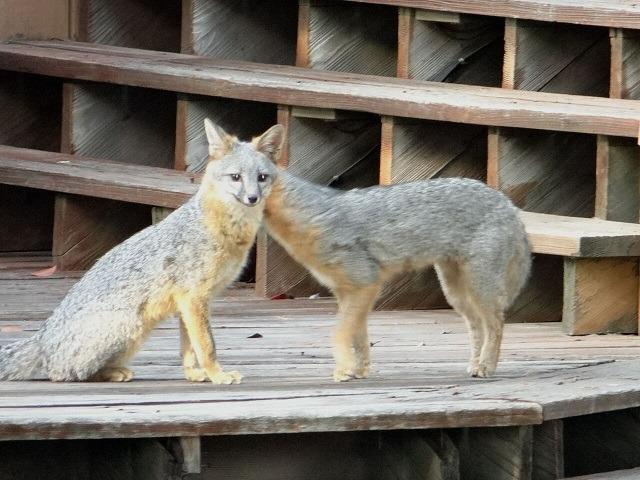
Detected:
[
  {"left": 178, "top": 437, "right": 201, "bottom": 474},
  {"left": 458, "top": 426, "right": 533, "bottom": 480},
  {"left": 532, "top": 420, "right": 564, "bottom": 480},
  {"left": 563, "top": 257, "right": 638, "bottom": 335},
  {"left": 398, "top": 7, "right": 502, "bottom": 85},
  {"left": 380, "top": 430, "right": 460, "bottom": 480}
]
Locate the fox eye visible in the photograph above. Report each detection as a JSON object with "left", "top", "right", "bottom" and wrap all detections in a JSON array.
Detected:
[
  {"left": 230, "top": 174, "right": 241, "bottom": 182},
  {"left": 257, "top": 173, "right": 269, "bottom": 182}
]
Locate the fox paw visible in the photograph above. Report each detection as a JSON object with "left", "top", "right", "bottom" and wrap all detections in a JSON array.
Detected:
[
  {"left": 184, "top": 367, "right": 208, "bottom": 382},
  {"left": 333, "top": 365, "right": 369, "bottom": 382},
  {"left": 91, "top": 367, "right": 133, "bottom": 382},
  {"left": 207, "top": 370, "right": 243, "bottom": 385},
  {"left": 468, "top": 363, "right": 495, "bottom": 378}
]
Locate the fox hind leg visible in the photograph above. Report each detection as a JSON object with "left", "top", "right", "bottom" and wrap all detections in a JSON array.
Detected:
[{"left": 435, "top": 260, "right": 484, "bottom": 376}]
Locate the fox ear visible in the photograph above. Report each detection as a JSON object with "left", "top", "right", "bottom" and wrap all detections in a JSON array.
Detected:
[
  {"left": 204, "top": 118, "right": 237, "bottom": 160},
  {"left": 253, "top": 124, "right": 285, "bottom": 163}
]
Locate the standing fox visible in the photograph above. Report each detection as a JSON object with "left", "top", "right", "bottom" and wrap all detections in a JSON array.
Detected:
[
  {"left": 0, "top": 119, "right": 282, "bottom": 383},
  {"left": 256, "top": 127, "right": 531, "bottom": 381}
]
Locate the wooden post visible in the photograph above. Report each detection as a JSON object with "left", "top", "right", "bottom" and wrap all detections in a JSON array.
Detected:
[
  {"left": 563, "top": 257, "right": 638, "bottom": 335},
  {"left": 458, "top": 426, "right": 533, "bottom": 480},
  {"left": 178, "top": 437, "right": 201, "bottom": 474},
  {"left": 532, "top": 420, "right": 564, "bottom": 480}
]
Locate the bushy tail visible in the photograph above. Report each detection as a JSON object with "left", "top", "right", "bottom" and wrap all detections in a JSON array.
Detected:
[{"left": 0, "top": 335, "right": 43, "bottom": 380}]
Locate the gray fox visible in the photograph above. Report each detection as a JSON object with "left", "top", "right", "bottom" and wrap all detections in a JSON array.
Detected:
[
  {"left": 262, "top": 141, "right": 531, "bottom": 380},
  {"left": 0, "top": 119, "right": 283, "bottom": 383}
]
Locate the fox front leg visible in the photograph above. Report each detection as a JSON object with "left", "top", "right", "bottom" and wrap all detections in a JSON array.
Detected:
[
  {"left": 332, "top": 285, "right": 379, "bottom": 382},
  {"left": 177, "top": 296, "right": 242, "bottom": 384}
]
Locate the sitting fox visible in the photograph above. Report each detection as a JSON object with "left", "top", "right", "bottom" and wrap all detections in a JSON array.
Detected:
[
  {"left": 0, "top": 119, "right": 282, "bottom": 383},
  {"left": 257, "top": 127, "right": 531, "bottom": 381}
]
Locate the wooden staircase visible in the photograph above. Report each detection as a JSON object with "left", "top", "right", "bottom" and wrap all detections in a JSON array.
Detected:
[{"left": 2, "top": 1, "right": 640, "bottom": 479}]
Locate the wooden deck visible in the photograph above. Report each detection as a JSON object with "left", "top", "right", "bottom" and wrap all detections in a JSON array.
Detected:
[{"left": 2, "top": 268, "right": 640, "bottom": 442}]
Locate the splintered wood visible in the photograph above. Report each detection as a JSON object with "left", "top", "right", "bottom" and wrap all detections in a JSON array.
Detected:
[{"left": 2, "top": 274, "right": 640, "bottom": 442}]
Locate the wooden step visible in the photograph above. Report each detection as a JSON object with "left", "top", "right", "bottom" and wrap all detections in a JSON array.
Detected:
[
  {"left": 1, "top": 41, "right": 640, "bottom": 139},
  {"left": 566, "top": 467, "right": 640, "bottom": 479},
  {"left": 343, "top": 0, "right": 640, "bottom": 30},
  {"left": 0, "top": 145, "right": 198, "bottom": 209},
  {"left": 523, "top": 211, "right": 640, "bottom": 257}
]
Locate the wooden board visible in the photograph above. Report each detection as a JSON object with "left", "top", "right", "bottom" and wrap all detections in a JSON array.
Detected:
[
  {"left": 3, "top": 276, "right": 640, "bottom": 441},
  {"left": 183, "top": 0, "right": 297, "bottom": 63},
  {"left": 563, "top": 257, "right": 638, "bottom": 335},
  {"left": 0, "top": 145, "right": 198, "bottom": 208},
  {"left": 522, "top": 211, "right": 640, "bottom": 257},
  {"left": 398, "top": 8, "right": 502, "bottom": 86},
  {"left": 0, "top": 0, "right": 69, "bottom": 41},
  {"left": 3, "top": 41, "right": 640, "bottom": 138},
  {"left": 298, "top": 1, "right": 397, "bottom": 75},
  {"left": 52, "top": 195, "right": 150, "bottom": 271},
  {"left": 342, "top": 0, "right": 640, "bottom": 30},
  {"left": 62, "top": 83, "right": 176, "bottom": 168},
  {"left": 79, "top": 0, "right": 180, "bottom": 52}
]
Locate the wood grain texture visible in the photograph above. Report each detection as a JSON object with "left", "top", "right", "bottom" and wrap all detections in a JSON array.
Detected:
[
  {"left": 0, "top": 0, "right": 69, "bottom": 41},
  {"left": 342, "top": 0, "right": 640, "bottom": 30},
  {"left": 64, "top": 83, "right": 176, "bottom": 168},
  {"left": 3, "top": 41, "right": 640, "bottom": 138},
  {"left": 595, "top": 135, "right": 639, "bottom": 223},
  {"left": 176, "top": 96, "right": 277, "bottom": 174},
  {"left": 532, "top": 420, "right": 564, "bottom": 480},
  {"left": 4, "top": 277, "right": 640, "bottom": 440},
  {"left": 187, "top": 0, "right": 297, "bottom": 64},
  {"left": 303, "top": 1, "right": 397, "bottom": 75},
  {"left": 458, "top": 426, "right": 533, "bottom": 480},
  {"left": 492, "top": 129, "right": 595, "bottom": 218},
  {"left": 563, "top": 257, "right": 638, "bottom": 335},
  {"left": 0, "top": 146, "right": 198, "bottom": 208},
  {"left": 522, "top": 211, "right": 640, "bottom": 257},
  {"left": 504, "top": 20, "right": 609, "bottom": 97},
  {"left": 85, "top": 0, "right": 180, "bottom": 52},
  {"left": 401, "top": 11, "right": 502, "bottom": 86},
  {"left": 52, "top": 194, "right": 150, "bottom": 271}
]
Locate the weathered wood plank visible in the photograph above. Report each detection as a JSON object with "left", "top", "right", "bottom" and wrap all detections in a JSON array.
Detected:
[
  {"left": 3, "top": 41, "right": 640, "bottom": 138},
  {"left": 0, "top": 0, "right": 69, "bottom": 41},
  {"left": 0, "top": 146, "right": 198, "bottom": 208},
  {"left": 566, "top": 467, "right": 640, "bottom": 480},
  {"left": 563, "top": 257, "right": 638, "bottom": 335},
  {"left": 343, "top": 0, "right": 640, "bottom": 30},
  {"left": 522, "top": 212, "right": 640, "bottom": 257}
]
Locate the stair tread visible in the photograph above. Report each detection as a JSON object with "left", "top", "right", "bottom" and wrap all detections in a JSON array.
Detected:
[
  {"left": 344, "top": 0, "right": 640, "bottom": 30},
  {"left": 1, "top": 40, "right": 640, "bottom": 138},
  {"left": 0, "top": 145, "right": 198, "bottom": 208}
]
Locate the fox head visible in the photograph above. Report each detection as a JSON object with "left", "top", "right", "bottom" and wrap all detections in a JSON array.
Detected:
[{"left": 202, "top": 119, "right": 283, "bottom": 208}]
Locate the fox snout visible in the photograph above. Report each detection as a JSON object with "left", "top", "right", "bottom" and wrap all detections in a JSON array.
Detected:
[{"left": 242, "top": 194, "right": 260, "bottom": 207}]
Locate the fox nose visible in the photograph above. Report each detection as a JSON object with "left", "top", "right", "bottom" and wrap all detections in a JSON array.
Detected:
[{"left": 247, "top": 195, "right": 259, "bottom": 205}]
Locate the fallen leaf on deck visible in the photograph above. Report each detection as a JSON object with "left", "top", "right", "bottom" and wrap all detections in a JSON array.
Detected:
[
  {"left": 247, "top": 333, "right": 263, "bottom": 339},
  {"left": 1, "top": 325, "right": 23, "bottom": 333},
  {"left": 31, "top": 265, "right": 57, "bottom": 277},
  {"left": 270, "top": 293, "right": 293, "bottom": 300}
]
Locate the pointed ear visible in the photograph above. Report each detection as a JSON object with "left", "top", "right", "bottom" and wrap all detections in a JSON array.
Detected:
[
  {"left": 253, "top": 124, "right": 285, "bottom": 163},
  {"left": 204, "top": 118, "right": 237, "bottom": 160}
]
